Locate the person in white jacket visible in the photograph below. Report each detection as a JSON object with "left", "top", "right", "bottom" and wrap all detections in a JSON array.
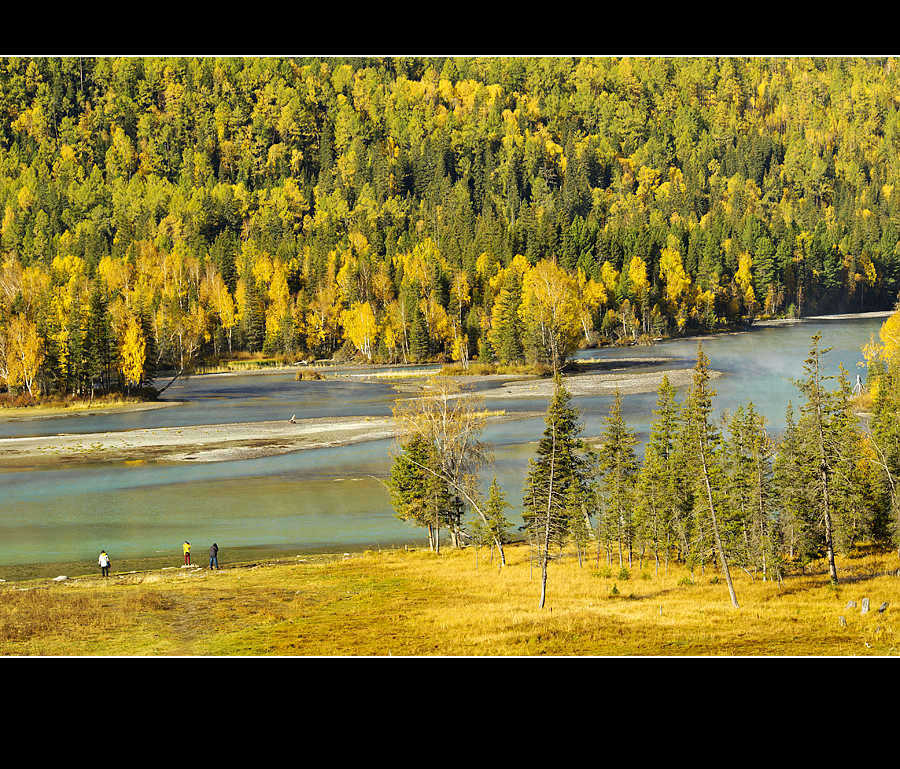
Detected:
[{"left": 99, "top": 550, "right": 111, "bottom": 577}]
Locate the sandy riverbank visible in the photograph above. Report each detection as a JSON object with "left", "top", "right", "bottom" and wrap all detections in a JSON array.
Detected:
[
  {"left": 754, "top": 310, "right": 895, "bottom": 327},
  {"left": 0, "top": 411, "right": 546, "bottom": 467},
  {"left": 477, "top": 366, "right": 717, "bottom": 399},
  {"left": 0, "top": 414, "right": 400, "bottom": 466},
  {"left": 0, "top": 358, "right": 712, "bottom": 466}
]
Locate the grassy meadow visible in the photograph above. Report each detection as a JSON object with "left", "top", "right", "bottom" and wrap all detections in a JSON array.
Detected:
[{"left": 1, "top": 543, "right": 898, "bottom": 656}]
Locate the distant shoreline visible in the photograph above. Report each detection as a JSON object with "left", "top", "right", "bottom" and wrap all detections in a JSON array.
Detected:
[
  {"left": 0, "top": 399, "right": 182, "bottom": 422},
  {"left": 155, "top": 309, "right": 892, "bottom": 381},
  {"left": 753, "top": 309, "right": 895, "bottom": 326}
]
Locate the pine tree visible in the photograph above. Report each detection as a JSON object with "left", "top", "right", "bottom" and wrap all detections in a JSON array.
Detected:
[
  {"left": 388, "top": 434, "right": 452, "bottom": 553},
  {"left": 792, "top": 334, "right": 850, "bottom": 584},
  {"left": 724, "top": 403, "right": 781, "bottom": 582},
  {"left": 488, "top": 272, "right": 523, "bottom": 364},
  {"left": 565, "top": 482, "right": 592, "bottom": 567},
  {"left": 481, "top": 476, "right": 513, "bottom": 566},
  {"left": 774, "top": 402, "right": 818, "bottom": 567},
  {"left": 407, "top": 291, "right": 429, "bottom": 362},
  {"left": 683, "top": 343, "right": 740, "bottom": 607},
  {"left": 869, "top": 361, "right": 900, "bottom": 554},
  {"left": 634, "top": 375, "right": 682, "bottom": 576},
  {"left": 85, "top": 281, "right": 114, "bottom": 394},
  {"left": 522, "top": 376, "right": 590, "bottom": 608},
  {"left": 828, "top": 365, "right": 879, "bottom": 554},
  {"left": 596, "top": 389, "right": 639, "bottom": 568}
]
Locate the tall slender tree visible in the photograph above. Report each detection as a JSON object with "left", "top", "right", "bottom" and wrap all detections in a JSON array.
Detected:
[
  {"left": 522, "top": 376, "right": 590, "bottom": 607},
  {"left": 683, "top": 343, "right": 740, "bottom": 608},
  {"left": 634, "top": 375, "right": 683, "bottom": 576},
  {"left": 596, "top": 389, "right": 639, "bottom": 568},
  {"left": 792, "top": 333, "right": 843, "bottom": 584}
]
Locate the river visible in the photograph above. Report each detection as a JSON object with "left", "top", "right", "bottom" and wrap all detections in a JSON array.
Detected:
[{"left": 0, "top": 314, "right": 888, "bottom": 573}]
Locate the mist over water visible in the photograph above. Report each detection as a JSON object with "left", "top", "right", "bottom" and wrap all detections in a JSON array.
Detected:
[{"left": 0, "top": 316, "right": 884, "bottom": 569}]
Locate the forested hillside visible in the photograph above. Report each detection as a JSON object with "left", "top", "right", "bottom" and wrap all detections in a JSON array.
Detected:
[{"left": 2, "top": 56, "right": 900, "bottom": 396}]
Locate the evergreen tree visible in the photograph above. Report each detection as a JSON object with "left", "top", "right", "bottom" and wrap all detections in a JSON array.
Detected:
[
  {"left": 564, "top": 481, "right": 592, "bottom": 567},
  {"left": 522, "top": 376, "right": 591, "bottom": 608},
  {"left": 85, "top": 280, "right": 115, "bottom": 394},
  {"left": 774, "top": 402, "right": 818, "bottom": 567},
  {"left": 480, "top": 476, "right": 514, "bottom": 566},
  {"left": 869, "top": 360, "right": 900, "bottom": 553},
  {"left": 724, "top": 403, "right": 781, "bottom": 582},
  {"left": 388, "top": 434, "right": 453, "bottom": 553},
  {"left": 634, "top": 375, "right": 683, "bottom": 576},
  {"left": 596, "top": 389, "right": 639, "bottom": 568},
  {"left": 488, "top": 272, "right": 523, "bottom": 364},
  {"left": 683, "top": 343, "right": 740, "bottom": 607},
  {"left": 792, "top": 334, "right": 848, "bottom": 583}
]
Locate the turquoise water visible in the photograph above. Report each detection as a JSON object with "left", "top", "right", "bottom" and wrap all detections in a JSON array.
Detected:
[{"left": 0, "top": 316, "right": 885, "bottom": 570}]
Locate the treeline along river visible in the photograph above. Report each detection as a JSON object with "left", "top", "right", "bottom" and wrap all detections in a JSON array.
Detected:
[{"left": 0, "top": 315, "right": 887, "bottom": 575}]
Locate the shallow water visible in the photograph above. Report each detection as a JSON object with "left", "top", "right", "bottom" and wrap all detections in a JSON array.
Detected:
[{"left": 0, "top": 316, "right": 885, "bottom": 573}]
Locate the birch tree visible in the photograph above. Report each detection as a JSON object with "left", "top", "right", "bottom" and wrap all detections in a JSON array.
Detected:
[{"left": 391, "top": 377, "right": 506, "bottom": 562}]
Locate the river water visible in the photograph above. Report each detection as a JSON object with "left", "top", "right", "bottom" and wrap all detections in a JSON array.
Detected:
[{"left": 0, "top": 315, "right": 887, "bottom": 570}]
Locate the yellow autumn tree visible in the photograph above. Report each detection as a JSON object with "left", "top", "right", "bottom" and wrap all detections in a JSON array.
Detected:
[
  {"left": 659, "top": 240, "right": 692, "bottom": 332},
  {"left": 264, "top": 258, "right": 292, "bottom": 351},
  {"left": 449, "top": 270, "right": 471, "bottom": 368},
  {"left": 120, "top": 314, "right": 146, "bottom": 389},
  {"left": 735, "top": 252, "right": 758, "bottom": 319},
  {"left": 6, "top": 314, "right": 44, "bottom": 396},
  {"left": 200, "top": 265, "right": 236, "bottom": 354},
  {"left": 381, "top": 299, "right": 406, "bottom": 362},
  {"left": 627, "top": 255, "right": 650, "bottom": 334},
  {"left": 599, "top": 260, "right": 620, "bottom": 296},
  {"left": 863, "top": 309, "right": 900, "bottom": 370},
  {"left": 304, "top": 253, "right": 344, "bottom": 355},
  {"left": 574, "top": 266, "right": 607, "bottom": 342},
  {"left": 341, "top": 300, "right": 378, "bottom": 360},
  {"left": 519, "top": 259, "right": 581, "bottom": 372},
  {"left": 420, "top": 294, "right": 453, "bottom": 355}
]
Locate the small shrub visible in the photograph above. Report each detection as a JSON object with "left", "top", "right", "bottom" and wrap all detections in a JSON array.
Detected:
[
  {"left": 592, "top": 566, "right": 612, "bottom": 579},
  {"left": 677, "top": 576, "right": 693, "bottom": 586},
  {"left": 618, "top": 567, "right": 630, "bottom": 581},
  {"left": 709, "top": 575, "right": 720, "bottom": 585},
  {"left": 610, "top": 583, "right": 619, "bottom": 596}
]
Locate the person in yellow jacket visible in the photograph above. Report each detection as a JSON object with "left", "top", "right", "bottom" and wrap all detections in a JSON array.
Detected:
[{"left": 183, "top": 540, "right": 191, "bottom": 565}]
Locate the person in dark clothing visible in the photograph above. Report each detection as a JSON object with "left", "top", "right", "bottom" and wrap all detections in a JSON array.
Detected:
[{"left": 209, "top": 543, "right": 219, "bottom": 570}]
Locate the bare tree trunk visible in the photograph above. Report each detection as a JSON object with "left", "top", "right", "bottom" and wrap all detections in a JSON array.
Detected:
[
  {"left": 821, "top": 462, "right": 837, "bottom": 584},
  {"left": 156, "top": 368, "right": 184, "bottom": 395},
  {"left": 539, "top": 428, "right": 557, "bottom": 609},
  {"left": 812, "top": 353, "right": 839, "bottom": 585},
  {"left": 700, "top": 445, "right": 739, "bottom": 608}
]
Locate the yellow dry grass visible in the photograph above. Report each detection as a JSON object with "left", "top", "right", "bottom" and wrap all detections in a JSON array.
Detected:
[
  {"left": 1, "top": 545, "right": 898, "bottom": 657},
  {"left": 0, "top": 395, "right": 149, "bottom": 418},
  {"left": 439, "top": 362, "right": 550, "bottom": 377}
]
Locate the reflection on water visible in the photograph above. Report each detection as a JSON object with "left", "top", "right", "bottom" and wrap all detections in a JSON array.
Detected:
[{"left": 0, "top": 316, "right": 885, "bottom": 571}]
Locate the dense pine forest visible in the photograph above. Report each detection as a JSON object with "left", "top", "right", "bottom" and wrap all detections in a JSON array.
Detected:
[{"left": 1, "top": 56, "right": 900, "bottom": 398}]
